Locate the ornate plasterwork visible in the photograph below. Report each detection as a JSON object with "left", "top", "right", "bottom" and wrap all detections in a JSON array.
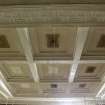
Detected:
[
  {"left": 0, "top": 0, "right": 105, "bottom": 5},
  {"left": 0, "top": 5, "right": 105, "bottom": 26}
]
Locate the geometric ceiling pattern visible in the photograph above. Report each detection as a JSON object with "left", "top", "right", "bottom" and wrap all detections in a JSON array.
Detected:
[
  {"left": 29, "top": 27, "right": 77, "bottom": 60},
  {"left": 0, "top": 1, "right": 105, "bottom": 105},
  {"left": 0, "top": 27, "right": 105, "bottom": 102}
]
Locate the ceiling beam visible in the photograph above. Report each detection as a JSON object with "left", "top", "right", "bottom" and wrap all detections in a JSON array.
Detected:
[
  {"left": 0, "top": 60, "right": 27, "bottom": 64},
  {"left": 69, "top": 27, "right": 89, "bottom": 82},
  {"left": 36, "top": 60, "right": 105, "bottom": 64},
  {"left": 0, "top": 59, "right": 105, "bottom": 64},
  {"left": 35, "top": 60, "right": 74, "bottom": 64},
  {"left": 16, "top": 28, "right": 39, "bottom": 82},
  {"left": 7, "top": 97, "right": 105, "bottom": 104}
]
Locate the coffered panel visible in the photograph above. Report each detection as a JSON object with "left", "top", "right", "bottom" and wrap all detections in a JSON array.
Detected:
[
  {"left": 81, "top": 27, "right": 105, "bottom": 60},
  {"left": 29, "top": 26, "right": 77, "bottom": 60},
  {"left": 9, "top": 82, "right": 39, "bottom": 97},
  {"left": 69, "top": 82, "right": 99, "bottom": 97},
  {"left": 0, "top": 28, "right": 25, "bottom": 60},
  {"left": 37, "top": 63, "right": 70, "bottom": 82},
  {"left": 0, "top": 63, "right": 34, "bottom": 82},
  {"left": 39, "top": 83, "right": 69, "bottom": 97},
  {"left": 74, "top": 64, "right": 105, "bottom": 82}
]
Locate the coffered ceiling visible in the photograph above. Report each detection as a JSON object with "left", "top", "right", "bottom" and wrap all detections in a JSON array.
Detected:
[
  {"left": 0, "top": 0, "right": 105, "bottom": 103},
  {"left": 0, "top": 26, "right": 105, "bottom": 103}
]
